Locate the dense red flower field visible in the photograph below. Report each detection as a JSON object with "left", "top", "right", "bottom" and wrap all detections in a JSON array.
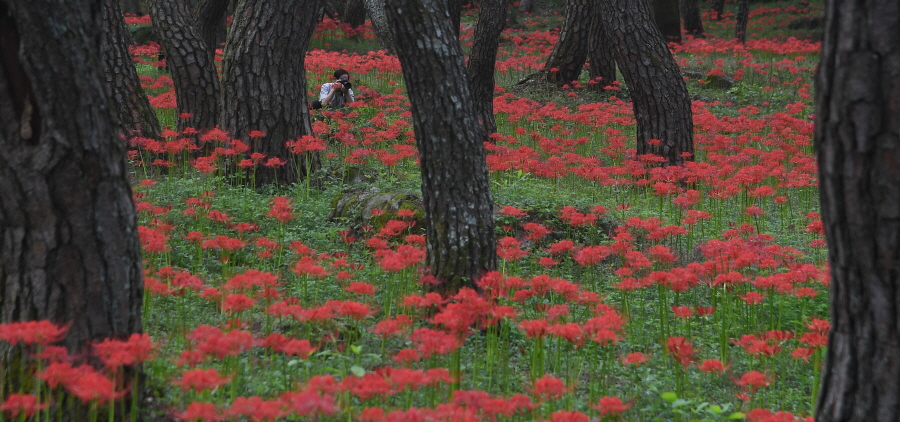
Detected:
[{"left": 1, "top": 2, "right": 827, "bottom": 421}]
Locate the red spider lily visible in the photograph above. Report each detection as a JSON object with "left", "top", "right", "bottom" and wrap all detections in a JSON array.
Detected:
[
  {"left": 592, "top": 396, "right": 634, "bottom": 417},
  {"left": 278, "top": 390, "right": 338, "bottom": 417},
  {"left": 285, "top": 135, "right": 327, "bottom": 154},
  {"left": 0, "top": 394, "right": 48, "bottom": 418},
  {"left": 666, "top": 337, "right": 697, "bottom": 367},
  {"left": 547, "top": 323, "right": 584, "bottom": 347},
  {"left": 0, "top": 320, "right": 68, "bottom": 346},
  {"left": 519, "top": 319, "right": 550, "bottom": 339},
  {"left": 548, "top": 240, "right": 575, "bottom": 255},
  {"left": 267, "top": 196, "right": 295, "bottom": 222},
  {"left": 292, "top": 256, "right": 328, "bottom": 278},
  {"left": 222, "top": 294, "right": 256, "bottom": 314},
  {"left": 697, "top": 359, "right": 729, "bottom": 374},
  {"left": 499, "top": 206, "right": 526, "bottom": 218},
  {"left": 409, "top": 328, "right": 461, "bottom": 358},
  {"left": 573, "top": 245, "right": 611, "bottom": 266},
  {"left": 735, "top": 370, "right": 772, "bottom": 392},
  {"left": 93, "top": 333, "right": 155, "bottom": 369},
  {"left": 174, "top": 368, "right": 233, "bottom": 393},
  {"left": 345, "top": 282, "right": 376, "bottom": 296},
  {"left": 621, "top": 352, "right": 647, "bottom": 366},
  {"left": 277, "top": 339, "right": 317, "bottom": 359},
  {"left": 523, "top": 222, "right": 550, "bottom": 241},
  {"left": 228, "top": 396, "right": 285, "bottom": 421},
  {"left": 64, "top": 369, "right": 127, "bottom": 404},
  {"left": 175, "top": 402, "right": 225, "bottom": 422},
  {"left": 371, "top": 314, "right": 413, "bottom": 338},
  {"left": 531, "top": 374, "right": 568, "bottom": 401},
  {"left": 497, "top": 236, "right": 528, "bottom": 261},
  {"left": 671, "top": 305, "right": 695, "bottom": 319}
]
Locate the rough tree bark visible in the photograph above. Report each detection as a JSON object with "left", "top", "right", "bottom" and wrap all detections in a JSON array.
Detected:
[
  {"left": 651, "top": 0, "right": 681, "bottom": 43},
  {"left": 815, "top": 1, "right": 900, "bottom": 421},
  {"left": 449, "top": 0, "right": 462, "bottom": 38},
  {"left": 386, "top": 0, "right": 497, "bottom": 296},
  {"left": 735, "top": 0, "right": 749, "bottom": 43},
  {"left": 363, "top": 0, "right": 394, "bottom": 52},
  {"left": 342, "top": 0, "right": 367, "bottom": 27},
  {"left": 220, "top": 0, "right": 322, "bottom": 186},
  {"left": 193, "top": 0, "right": 229, "bottom": 59},
  {"left": 587, "top": 3, "right": 616, "bottom": 91},
  {"left": 101, "top": 0, "right": 162, "bottom": 139},
  {"left": 0, "top": 0, "right": 143, "bottom": 358},
  {"left": 543, "top": 0, "right": 592, "bottom": 86},
  {"left": 120, "top": 0, "right": 144, "bottom": 15},
  {"left": 598, "top": 0, "right": 693, "bottom": 166},
  {"left": 467, "top": 0, "right": 507, "bottom": 135},
  {"left": 151, "top": 0, "right": 220, "bottom": 132},
  {"left": 680, "top": 0, "right": 704, "bottom": 38}
]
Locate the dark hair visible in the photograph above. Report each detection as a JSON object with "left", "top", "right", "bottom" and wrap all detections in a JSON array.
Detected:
[{"left": 333, "top": 69, "right": 348, "bottom": 79}]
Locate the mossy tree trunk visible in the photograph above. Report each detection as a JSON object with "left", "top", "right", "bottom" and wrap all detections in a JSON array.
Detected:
[
  {"left": 386, "top": 0, "right": 497, "bottom": 296},
  {"left": 220, "top": 0, "right": 322, "bottom": 186},
  {"left": 815, "top": 0, "right": 900, "bottom": 420},
  {"left": 363, "top": 0, "right": 394, "bottom": 52}
]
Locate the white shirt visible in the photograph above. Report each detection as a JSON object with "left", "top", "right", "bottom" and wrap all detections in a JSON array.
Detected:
[{"left": 319, "top": 82, "right": 355, "bottom": 103}]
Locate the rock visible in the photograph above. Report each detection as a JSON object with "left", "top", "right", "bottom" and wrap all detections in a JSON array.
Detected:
[
  {"left": 328, "top": 187, "right": 424, "bottom": 232},
  {"left": 704, "top": 74, "right": 734, "bottom": 90}
]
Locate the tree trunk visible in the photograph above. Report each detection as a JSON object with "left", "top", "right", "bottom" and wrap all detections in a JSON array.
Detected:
[
  {"left": 543, "top": 0, "right": 591, "bottom": 86},
  {"left": 587, "top": 1, "right": 616, "bottom": 91},
  {"left": 449, "top": 0, "right": 462, "bottom": 39},
  {"left": 710, "top": 0, "right": 725, "bottom": 20},
  {"left": 150, "top": 0, "right": 220, "bottom": 132},
  {"left": 386, "top": 0, "right": 497, "bottom": 296},
  {"left": 342, "top": 0, "right": 367, "bottom": 27},
  {"left": 101, "top": 0, "right": 162, "bottom": 140},
  {"left": 519, "top": 0, "right": 534, "bottom": 14},
  {"left": 680, "top": 0, "right": 703, "bottom": 38},
  {"left": 193, "top": 0, "right": 229, "bottom": 59},
  {"left": 598, "top": 0, "right": 693, "bottom": 166},
  {"left": 815, "top": 1, "right": 900, "bottom": 421},
  {"left": 120, "top": 0, "right": 144, "bottom": 15},
  {"left": 734, "top": 0, "right": 749, "bottom": 43},
  {"left": 0, "top": 0, "right": 142, "bottom": 369},
  {"left": 363, "top": 0, "right": 394, "bottom": 52},
  {"left": 467, "top": 0, "right": 507, "bottom": 135},
  {"left": 220, "top": 0, "right": 322, "bottom": 186},
  {"left": 651, "top": 0, "right": 681, "bottom": 43}
]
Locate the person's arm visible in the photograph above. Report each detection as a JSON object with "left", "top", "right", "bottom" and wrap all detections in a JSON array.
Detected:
[
  {"left": 319, "top": 83, "right": 331, "bottom": 101},
  {"left": 321, "top": 86, "right": 336, "bottom": 105},
  {"left": 346, "top": 88, "right": 355, "bottom": 103}
]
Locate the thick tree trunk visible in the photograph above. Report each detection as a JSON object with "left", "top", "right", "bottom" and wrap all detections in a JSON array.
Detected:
[
  {"left": 467, "top": 0, "right": 507, "bottom": 135},
  {"left": 587, "top": 2, "right": 616, "bottom": 91},
  {"left": 543, "top": 0, "right": 591, "bottom": 86},
  {"left": 120, "top": 0, "right": 144, "bottom": 15},
  {"left": 734, "top": 0, "right": 749, "bottom": 43},
  {"left": 342, "top": 0, "right": 367, "bottom": 27},
  {"left": 598, "top": 0, "right": 693, "bottom": 166},
  {"left": 710, "top": 0, "right": 725, "bottom": 20},
  {"left": 449, "top": 0, "right": 462, "bottom": 38},
  {"left": 680, "top": 0, "right": 703, "bottom": 38},
  {"left": 193, "top": 0, "right": 229, "bottom": 59},
  {"left": 519, "top": 0, "right": 534, "bottom": 14},
  {"left": 101, "top": 0, "right": 162, "bottom": 140},
  {"left": 0, "top": 0, "right": 142, "bottom": 356},
  {"left": 151, "top": 0, "right": 220, "bottom": 132},
  {"left": 363, "top": 0, "right": 394, "bottom": 52},
  {"left": 220, "top": 0, "right": 321, "bottom": 186},
  {"left": 651, "top": 0, "right": 681, "bottom": 43},
  {"left": 386, "top": 0, "right": 497, "bottom": 296},
  {"left": 815, "top": 1, "right": 900, "bottom": 421}
]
